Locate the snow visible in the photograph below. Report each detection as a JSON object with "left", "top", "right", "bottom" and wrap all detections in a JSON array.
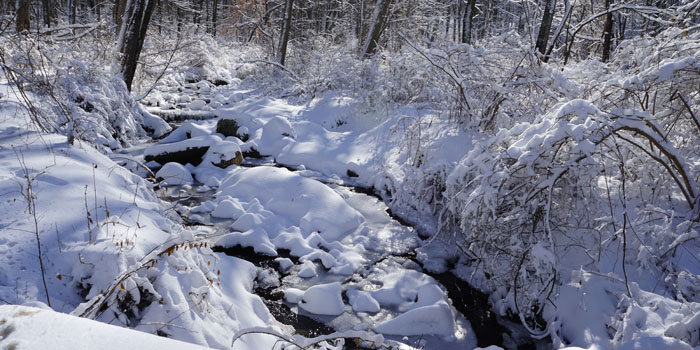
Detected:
[
  {"left": 156, "top": 162, "right": 194, "bottom": 185},
  {"left": 298, "top": 282, "right": 345, "bottom": 316},
  {"left": 0, "top": 305, "right": 211, "bottom": 350},
  {"left": 373, "top": 302, "right": 455, "bottom": 337},
  {"left": 0, "top": 112, "right": 283, "bottom": 349},
  {"left": 211, "top": 198, "right": 245, "bottom": 219},
  {"left": 4, "top": 21, "right": 700, "bottom": 350},
  {"left": 348, "top": 290, "right": 381, "bottom": 313},
  {"left": 217, "top": 166, "right": 364, "bottom": 241}
]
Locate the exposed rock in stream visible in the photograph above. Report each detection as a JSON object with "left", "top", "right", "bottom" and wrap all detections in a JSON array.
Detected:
[{"left": 145, "top": 146, "right": 209, "bottom": 166}]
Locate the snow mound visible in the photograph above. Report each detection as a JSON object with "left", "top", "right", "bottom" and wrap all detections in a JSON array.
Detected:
[
  {"left": 298, "top": 282, "right": 345, "bottom": 316},
  {"left": 218, "top": 166, "right": 364, "bottom": 240},
  {"left": 156, "top": 162, "right": 193, "bottom": 185},
  {"left": 373, "top": 302, "right": 455, "bottom": 337},
  {"left": 0, "top": 305, "right": 211, "bottom": 350},
  {"left": 348, "top": 290, "right": 381, "bottom": 313}
]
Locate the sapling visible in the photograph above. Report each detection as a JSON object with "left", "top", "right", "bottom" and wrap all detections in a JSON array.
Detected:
[{"left": 15, "top": 150, "right": 51, "bottom": 307}]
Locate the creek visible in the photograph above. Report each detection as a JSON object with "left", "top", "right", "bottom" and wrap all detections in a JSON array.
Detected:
[{"left": 153, "top": 158, "right": 546, "bottom": 350}]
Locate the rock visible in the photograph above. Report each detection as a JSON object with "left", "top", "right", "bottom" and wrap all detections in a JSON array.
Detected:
[
  {"left": 216, "top": 119, "right": 240, "bottom": 137},
  {"left": 145, "top": 146, "right": 209, "bottom": 166},
  {"left": 144, "top": 135, "right": 221, "bottom": 167},
  {"left": 189, "top": 99, "right": 207, "bottom": 110},
  {"left": 202, "top": 141, "right": 243, "bottom": 168}
]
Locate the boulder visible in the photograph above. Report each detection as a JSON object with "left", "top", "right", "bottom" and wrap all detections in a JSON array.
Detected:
[
  {"left": 216, "top": 119, "right": 240, "bottom": 138},
  {"left": 202, "top": 140, "right": 243, "bottom": 168}
]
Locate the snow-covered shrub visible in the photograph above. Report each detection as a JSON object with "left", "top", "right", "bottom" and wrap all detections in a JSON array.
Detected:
[
  {"left": 434, "top": 26, "right": 700, "bottom": 347},
  {"left": 0, "top": 28, "right": 169, "bottom": 147}
]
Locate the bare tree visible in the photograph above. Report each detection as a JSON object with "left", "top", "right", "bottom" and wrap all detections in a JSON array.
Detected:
[
  {"left": 42, "top": 0, "right": 51, "bottom": 27},
  {"left": 601, "top": 0, "right": 613, "bottom": 62},
  {"left": 362, "top": 0, "right": 391, "bottom": 57},
  {"left": 118, "top": 0, "right": 156, "bottom": 91},
  {"left": 462, "top": 0, "right": 477, "bottom": 44},
  {"left": 535, "top": 0, "right": 556, "bottom": 56},
  {"left": 276, "top": 0, "right": 294, "bottom": 65},
  {"left": 16, "top": 0, "right": 30, "bottom": 32}
]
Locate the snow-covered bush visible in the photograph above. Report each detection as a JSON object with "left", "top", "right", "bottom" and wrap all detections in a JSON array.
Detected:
[
  {"left": 0, "top": 28, "right": 169, "bottom": 148},
  {"left": 431, "top": 26, "right": 700, "bottom": 347}
]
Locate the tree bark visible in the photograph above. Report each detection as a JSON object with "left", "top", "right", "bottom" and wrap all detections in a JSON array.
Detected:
[
  {"left": 16, "top": 0, "right": 30, "bottom": 32},
  {"left": 42, "top": 0, "right": 51, "bottom": 27},
  {"left": 70, "top": 0, "right": 76, "bottom": 24},
  {"left": 118, "top": 0, "right": 156, "bottom": 91},
  {"left": 276, "top": 0, "right": 294, "bottom": 65},
  {"left": 601, "top": 0, "right": 613, "bottom": 62},
  {"left": 115, "top": 0, "right": 128, "bottom": 34},
  {"left": 212, "top": 0, "right": 218, "bottom": 36},
  {"left": 462, "top": 0, "right": 476, "bottom": 44},
  {"left": 535, "top": 0, "right": 556, "bottom": 56},
  {"left": 362, "top": 0, "right": 391, "bottom": 58}
]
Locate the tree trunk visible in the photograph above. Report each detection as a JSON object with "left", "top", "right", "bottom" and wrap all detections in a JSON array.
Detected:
[
  {"left": 362, "top": 0, "right": 391, "bottom": 58},
  {"left": 71, "top": 0, "right": 76, "bottom": 24},
  {"left": 212, "top": 0, "right": 218, "bottom": 36},
  {"left": 118, "top": 0, "right": 156, "bottom": 91},
  {"left": 461, "top": 0, "right": 476, "bottom": 44},
  {"left": 276, "top": 0, "right": 294, "bottom": 65},
  {"left": 535, "top": 0, "right": 556, "bottom": 56},
  {"left": 16, "top": 0, "right": 30, "bottom": 32},
  {"left": 115, "top": 0, "right": 127, "bottom": 34},
  {"left": 42, "top": 0, "right": 51, "bottom": 27},
  {"left": 601, "top": 0, "right": 613, "bottom": 62}
]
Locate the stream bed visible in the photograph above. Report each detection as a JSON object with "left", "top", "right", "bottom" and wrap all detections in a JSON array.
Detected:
[{"left": 151, "top": 159, "right": 545, "bottom": 350}]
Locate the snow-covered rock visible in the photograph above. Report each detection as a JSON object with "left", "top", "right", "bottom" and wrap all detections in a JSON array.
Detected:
[
  {"left": 298, "top": 260, "right": 318, "bottom": 278},
  {"left": 373, "top": 302, "right": 455, "bottom": 337},
  {"left": 211, "top": 198, "right": 245, "bottom": 219},
  {"left": 156, "top": 162, "right": 194, "bottom": 185},
  {"left": 218, "top": 166, "right": 364, "bottom": 241},
  {"left": 299, "top": 282, "right": 345, "bottom": 316},
  {"left": 201, "top": 140, "right": 242, "bottom": 168},
  {"left": 349, "top": 290, "right": 380, "bottom": 313},
  {"left": 189, "top": 99, "right": 207, "bottom": 110}
]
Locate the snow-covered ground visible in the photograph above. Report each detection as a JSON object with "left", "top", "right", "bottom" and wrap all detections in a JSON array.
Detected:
[{"left": 0, "top": 304, "right": 211, "bottom": 349}]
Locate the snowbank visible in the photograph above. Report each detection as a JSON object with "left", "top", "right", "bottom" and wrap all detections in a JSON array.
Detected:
[{"left": 0, "top": 305, "right": 211, "bottom": 350}]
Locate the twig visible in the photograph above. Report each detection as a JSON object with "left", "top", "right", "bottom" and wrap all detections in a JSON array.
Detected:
[{"left": 237, "top": 59, "right": 301, "bottom": 83}]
